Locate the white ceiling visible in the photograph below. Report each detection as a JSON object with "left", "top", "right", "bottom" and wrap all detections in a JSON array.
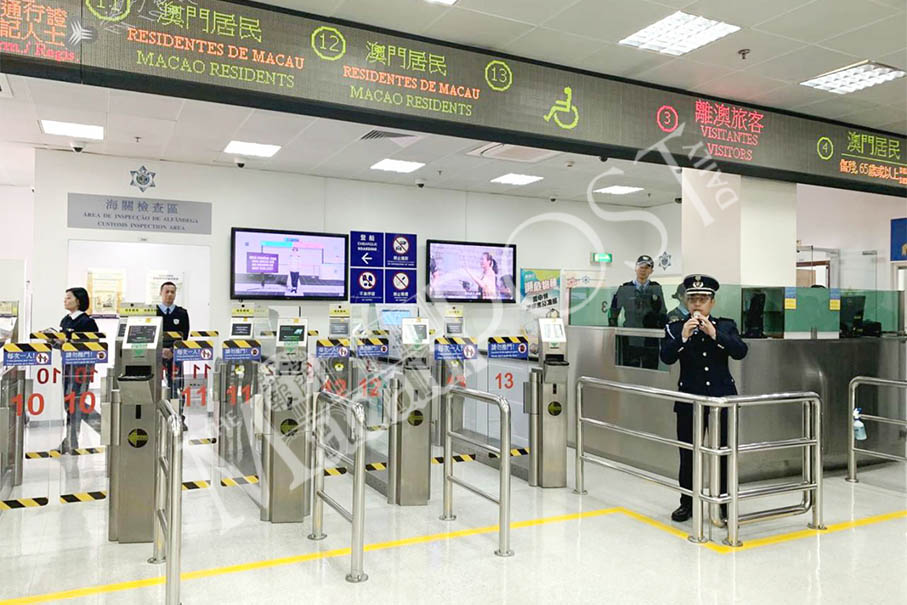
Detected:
[
  {"left": 0, "top": 75, "right": 682, "bottom": 206},
  {"left": 0, "top": 0, "right": 904, "bottom": 195}
]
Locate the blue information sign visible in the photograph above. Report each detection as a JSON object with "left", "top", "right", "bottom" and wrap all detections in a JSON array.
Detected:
[
  {"left": 62, "top": 349, "right": 109, "bottom": 365},
  {"left": 223, "top": 347, "right": 261, "bottom": 362},
  {"left": 174, "top": 347, "right": 214, "bottom": 363},
  {"left": 488, "top": 341, "right": 529, "bottom": 359},
  {"left": 892, "top": 218, "right": 907, "bottom": 262},
  {"left": 385, "top": 233, "right": 417, "bottom": 268},
  {"left": 350, "top": 268, "right": 384, "bottom": 304},
  {"left": 351, "top": 231, "right": 385, "bottom": 268},
  {"left": 385, "top": 269, "right": 417, "bottom": 304},
  {"left": 434, "top": 342, "right": 478, "bottom": 361},
  {"left": 3, "top": 349, "right": 51, "bottom": 367},
  {"left": 356, "top": 343, "right": 388, "bottom": 357},
  {"left": 316, "top": 344, "right": 350, "bottom": 359}
]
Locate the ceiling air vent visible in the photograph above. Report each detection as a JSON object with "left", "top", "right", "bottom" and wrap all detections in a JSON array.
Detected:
[
  {"left": 360, "top": 129, "right": 421, "bottom": 148},
  {"left": 0, "top": 74, "right": 12, "bottom": 98},
  {"left": 467, "top": 143, "right": 560, "bottom": 163}
]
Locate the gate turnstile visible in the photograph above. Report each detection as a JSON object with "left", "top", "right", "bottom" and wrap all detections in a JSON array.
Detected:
[
  {"left": 215, "top": 340, "right": 259, "bottom": 477},
  {"left": 524, "top": 318, "right": 569, "bottom": 488},
  {"left": 107, "top": 316, "right": 163, "bottom": 543},
  {"left": 259, "top": 316, "right": 311, "bottom": 523},
  {"left": 388, "top": 318, "right": 433, "bottom": 506},
  {"left": 0, "top": 305, "right": 25, "bottom": 496}
]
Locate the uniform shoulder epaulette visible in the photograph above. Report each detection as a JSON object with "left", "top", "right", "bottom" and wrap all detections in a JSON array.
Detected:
[
  {"left": 620, "top": 281, "right": 634, "bottom": 286},
  {"left": 650, "top": 280, "right": 661, "bottom": 285}
]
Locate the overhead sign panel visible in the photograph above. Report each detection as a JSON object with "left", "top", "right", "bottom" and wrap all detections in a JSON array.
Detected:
[{"left": 1, "top": 1, "right": 903, "bottom": 194}]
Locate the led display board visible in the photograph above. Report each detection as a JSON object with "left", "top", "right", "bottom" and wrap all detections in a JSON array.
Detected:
[{"left": 1, "top": 0, "right": 904, "bottom": 194}]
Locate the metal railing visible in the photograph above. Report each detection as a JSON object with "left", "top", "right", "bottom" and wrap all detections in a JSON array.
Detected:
[
  {"left": 308, "top": 390, "right": 368, "bottom": 583},
  {"left": 440, "top": 386, "right": 513, "bottom": 557},
  {"left": 575, "top": 377, "right": 824, "bottom": 546},
  {"left": 847, "top": 376, "right": 907, "bottom": 482},
  {"left": 148, "top": 398, "right": 183, "bottom": 605}
]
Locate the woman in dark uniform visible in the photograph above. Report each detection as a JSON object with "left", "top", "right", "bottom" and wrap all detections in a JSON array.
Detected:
[{"left": 59, "top": 287, "right": 99, "bottom": 453}]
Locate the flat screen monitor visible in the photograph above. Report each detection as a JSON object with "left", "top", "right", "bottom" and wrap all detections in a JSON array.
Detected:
[
  {"left": 278, "top": 324, "right": 307, "bottom": 344},
  {"left": 127, "top": 325, "right": 157, "bottom": 344},
  {"left": 231, "top": 228, "right": 348, "bottom": 301},
  {"left": 231, "top": 322, "right": 253, "bottom": 337},
  {"left": 426, "top": 240, "right": 516, "bottom": 303},
  {"left": 378, "top": 308, "right": 414, "bottom": 328},
  {"left": 840, "top": 296, "right": 866, "bottom": 334}
]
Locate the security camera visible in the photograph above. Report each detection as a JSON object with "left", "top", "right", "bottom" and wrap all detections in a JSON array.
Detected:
[
  {"left": 599, "top": 155, "right": 609, "bottom": 163},
  {"left": 70, "top": 141, "right": 85, "bottom": 153},
  {"left": 415, "top": 178, "right": 426, "bottom": 189},
  {"left": 549, "top": 196, "right": 557, "bottom": 203},
  {"left": 674, "top": 196, "right": 682, "bottom": 204},
  {"left": 234, "top": 157, "right": 246, "bottom": 169}
]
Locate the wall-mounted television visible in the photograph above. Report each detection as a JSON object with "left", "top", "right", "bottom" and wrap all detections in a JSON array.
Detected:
[
  {"left": 426, "top": 239, "right": 516, "bottom": 303},
  {"left": 231, "top": 228, "right": 348, "bottom": 301}
]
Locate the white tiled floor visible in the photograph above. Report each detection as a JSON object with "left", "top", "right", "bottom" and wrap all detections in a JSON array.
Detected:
[{"left": 2, "top": 415, "right": 906, "bottom": 604}]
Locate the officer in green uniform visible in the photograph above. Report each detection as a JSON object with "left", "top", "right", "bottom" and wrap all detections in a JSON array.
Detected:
[{"left": 666, "top": 283, "right": 689, "bottom": 323}]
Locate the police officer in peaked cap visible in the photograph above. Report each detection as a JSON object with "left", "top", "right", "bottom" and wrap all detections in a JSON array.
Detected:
[
  {"left": 609, "top": 255, "right": 667, "bottom": 369},
  {"left": 660, "top": 274, "right": 748, "bottom": 523}
]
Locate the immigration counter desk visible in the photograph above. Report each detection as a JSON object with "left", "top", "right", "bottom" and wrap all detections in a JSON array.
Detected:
[{"left": 566, "top": 284, "right": 907, "bottom": 482}]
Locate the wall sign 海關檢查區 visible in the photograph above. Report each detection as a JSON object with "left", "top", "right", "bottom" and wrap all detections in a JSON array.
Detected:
[{"left": 67, "top": 194, "right": 212, "bottom": 235}]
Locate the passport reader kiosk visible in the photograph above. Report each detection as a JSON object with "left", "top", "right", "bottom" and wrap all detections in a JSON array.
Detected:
[
  {"left": 432, "top": 308, "right": 474, "bottom": 446},
  {"left": 108, "top": 316, "right": 163, "bottom": 543},
  {"left": 387, "top": 317, "right": 433, "bottom": 506},
  {"left": 260, "top": 316, "right": 311, "bottom": 522},
  {"left": 524, "top": 318, "right": 569, "bottom": 488}
]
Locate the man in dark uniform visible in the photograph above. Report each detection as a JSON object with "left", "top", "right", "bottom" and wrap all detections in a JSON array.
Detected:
[
  {"left": 660, "top": 274, "right": 748, "bottom": 522},
  {"left": 157, "top": 281, "right": 190, "bottom": 429},
  {"left": 666, "top": 283, "right": 689, "bottom": 323},
  {"left": 609, "top": 255, "right": 667, "bottom": 369}
]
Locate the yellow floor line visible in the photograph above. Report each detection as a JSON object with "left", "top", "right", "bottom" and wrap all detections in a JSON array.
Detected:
[{"left": 3, "top": 506, "right": 906, "bottom": 604}]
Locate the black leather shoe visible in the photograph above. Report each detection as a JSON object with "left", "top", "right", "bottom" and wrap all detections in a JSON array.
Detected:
[{"left": 672, "top": 504, "right": 693, "bottom": 522}]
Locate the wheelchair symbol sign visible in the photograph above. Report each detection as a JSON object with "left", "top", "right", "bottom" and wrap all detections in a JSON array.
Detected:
[{"left": 544, "top": 86, "right": 579, "bottom": 130}]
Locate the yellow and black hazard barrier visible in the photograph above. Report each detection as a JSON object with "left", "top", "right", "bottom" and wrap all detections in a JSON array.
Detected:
[
  {"left": 175, "top": 339, "right": 213, "bottom": 350},
  {"left": 371, "top": 329, "right": 388, "bottom": 336},
  {"left": 4, "top": 341, "right": 52, "bottom": 353},
  {"left": 323, "top": 467, "right": 348, "bottom": 477},
  {"left": 308, "top": 329, "right": 319, "bottom": 336},
  {"left": 222, "top": 339, "right": 261, "bottom": 349},
  {"left": 69, "top": 332, "right": 106, "bottom": 341},
  {"left": 490, "top": 335, "right": 529, "bottom": 344},
  {"left": 165, "top": 331, "right": 184, "bottom": 340},
  {"left": 317, "top": 338, "right": 351, "bottom": 348},
  {"left": 191, "top": 330, "right": 219, "bottom": 338},
  {"left": 365, "top": 462, "right": 387, "bottom": 471},
  {"left": 29, "top": 331, "right": 65, "bottom": 342},
  {"left": 432, "top": 454, "right": 476, "bottom": 464},
  {"left": 60, "top": 491, "right": 106, "bottom": 504},
  {"left": 434, "top": 336, "right": 478, "bottom": 346},
  {"left": 221, "top": 475, "right": 259, "bottom": 487},
  {"left": 26, "top": 446, "right": 105, "bottom": 459},
  {"left": 1, "top": 497, "right": 49, "bottom": 510},
  {"left": 189, "top": 437, "right": 217, "bottom": 445},
  {"left": 355, "top": 337, "right": 388, "bottom": 347},
  {"left": 182, "top": 480, "right": 210, "bottom": 491},
  {"left": 489, "top": 447, "right": 530, "bottom": 459},
  {"left": 62, "top": 341, "right": 107, "bottom": 352}
]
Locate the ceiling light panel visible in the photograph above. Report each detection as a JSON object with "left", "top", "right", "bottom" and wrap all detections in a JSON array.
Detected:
[
  {"left": 370, "top": 158, "right": 425, "bottom": 173},
  {"left": 800, "top": 61, "right": 906, "bottom": 95},
  {"left": 619, "top": 12, "right": 740, "bottom": 56},
  {"left": 594, "top": 186, "right": 644, "bottom": 195},
  {"left": 224, "top": 140, "right": 281, "bottom": 157},
  {"left": 39, "top": 120, "right": 104, "bottom": 140},
  {"left": 491, "top": 173, "right": 544, "bottom": 186}
]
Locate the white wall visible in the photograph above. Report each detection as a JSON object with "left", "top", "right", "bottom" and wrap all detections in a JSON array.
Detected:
[
  {"left": 682, "top": 168, "right": 743, "bottom": 284},
  {"left": 0, "top": 185, "right": 34, "bottom": 267},
  {"left": 33, "top": 150, "right": 655, "bottom": 338},
  {"left": 797, "top": 184, "right": 907, "bottom": 290},
  {"left": 740, "top": 177, "right": 797, "bottom": 287},
  {"left": 641, "top": 202, "right": 683, "bottom": 280}
]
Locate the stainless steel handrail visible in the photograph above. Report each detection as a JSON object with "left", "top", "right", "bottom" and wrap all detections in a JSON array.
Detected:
[
  {"left": 847, "top": 376, "right": 907, "bottom": 482},
  {"left": 148, "top": 398, "right": 183, "bottom": 605},
  {"left": 308, "top": 390, "right": 368, "bottom": 583},
  {"left": 575, "top": 376, "right": 825, "bottom": 547},
  {"left": 440, "top": 386, "right": 513, "bottom": 557}
]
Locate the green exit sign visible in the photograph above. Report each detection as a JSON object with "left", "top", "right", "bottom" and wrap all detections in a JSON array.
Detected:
[{"left": 591, "top": 252, "right": 613, "bottom": 264}]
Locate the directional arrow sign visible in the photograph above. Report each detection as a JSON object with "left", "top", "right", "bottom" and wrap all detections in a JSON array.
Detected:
[{"left": 351, "top": 231, "right": 384, "bottom": 268}]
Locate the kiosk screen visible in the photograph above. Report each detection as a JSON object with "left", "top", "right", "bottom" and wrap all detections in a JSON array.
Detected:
[
  {"left": 127, "top": 325, "right": 158, "bottom": 344},
  {"left": 231, "top": 323, "right": 253, "bottom": 337},
  {"left": 278, "top": 325, "right": 307, "bottom": 343}
]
